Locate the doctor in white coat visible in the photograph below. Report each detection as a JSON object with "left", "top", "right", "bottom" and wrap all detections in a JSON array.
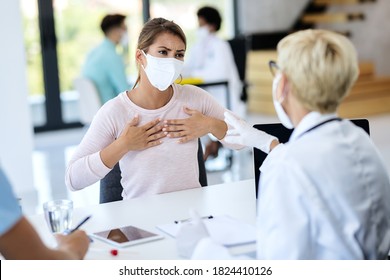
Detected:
[
  {"left": 183, "top": 6, "right": 243, "bottom": 116},
  {"left": 182, "top": 7, "right": 244, "bottom": 160},
  {"left": 177, "top": 29, "right": 390, "bottom": 259}
]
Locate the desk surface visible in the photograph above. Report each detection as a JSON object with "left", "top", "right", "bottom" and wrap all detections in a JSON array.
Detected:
[{"left": 28, "top": 179, "right": 256, "bottom": 259}]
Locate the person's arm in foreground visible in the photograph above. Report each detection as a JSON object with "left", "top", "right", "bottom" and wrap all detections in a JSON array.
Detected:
[
  {"left": 223, "top": 111, "right": 279, "bottom": 153},
  {"left": 0, "top": 217, "right": 89, "bottom": 260}
]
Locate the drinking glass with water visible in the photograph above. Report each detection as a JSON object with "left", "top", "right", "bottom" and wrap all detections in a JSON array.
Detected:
[{"left": 43, "top": 199, "right": 73, "bottom": 234}]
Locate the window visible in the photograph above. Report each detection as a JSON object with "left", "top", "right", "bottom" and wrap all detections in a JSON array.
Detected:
[
  {"left": 54, "top": 0, "right": 143, "bottom": 123},
  {"left": 20, "top": 0, "right": 236, "bottom": 131},
  {"left": 21, "top": 0, "right": 46, "bottom": 126}
]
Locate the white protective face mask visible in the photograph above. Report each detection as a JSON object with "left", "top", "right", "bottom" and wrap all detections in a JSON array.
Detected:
[
  {"left": 196, "top": 26, "right": 210, "bottom": 41},
  {"left": 272, "top": 73, "right": 294, "bottom": 129},
  {"left": 142, "top": 51, "right": 184, "bottom": 91}
]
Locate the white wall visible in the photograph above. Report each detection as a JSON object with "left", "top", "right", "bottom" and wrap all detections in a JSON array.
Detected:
[
  {"left": 0, "top": 0, "right": 35, "bottom": 195},
  {"left": 237, "top": 0, "right": 390, "bottom": 75},
  {"left": 238, "top": 0, "right": 310, "bottom": 34},
  {"left": 317, "top": 0, "right": 390, "bottom": 75}
]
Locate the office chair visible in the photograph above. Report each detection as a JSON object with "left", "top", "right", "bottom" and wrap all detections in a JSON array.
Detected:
[
  {"left": 253, "top": 119, "right": 370, "bottom": 198},
  {"left": 228, "top": 36, "right": 248, "bottom": 102},
  {"left": 73, "top": 77, "right": 102, "bottom": 125},
  {"left": 100, "top": 138, "right": 208, "bottom": 203}
]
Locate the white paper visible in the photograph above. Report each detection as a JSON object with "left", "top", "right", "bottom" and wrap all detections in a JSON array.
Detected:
[{"left": 156, "top": 215, "right": 256, "bottom": 247}]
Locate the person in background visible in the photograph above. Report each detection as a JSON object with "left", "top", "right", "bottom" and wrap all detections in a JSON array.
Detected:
[
  {"left": 82, "top": 14, "right": 129, "bottom": 104},
  {"left": 177, "top": 29, "right": 390, "bottom": 259},
  {"left": 182, "top": 6, "right": 244, "bottom": 160},
  {"left": 0, "top": 167, "right": 89, "bottom": 259}
]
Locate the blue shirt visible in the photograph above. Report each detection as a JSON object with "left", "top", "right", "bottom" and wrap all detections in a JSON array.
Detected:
[
  {"left": 82, "top": 38, "right": 129, "bottom": 103},
  {"left": 0, "top": 168, "right": 22, "bottom": 235}
]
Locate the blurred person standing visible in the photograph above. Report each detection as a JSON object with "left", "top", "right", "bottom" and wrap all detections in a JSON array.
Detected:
[
  {"left": 183, "top": 7, "right": 244, "bottom": 160},
  {"left": 82, "top": 14, "right": 130, "bottom": 104},
  {"left": 183, "top": 7, "right": 243, "bottom": 115}
]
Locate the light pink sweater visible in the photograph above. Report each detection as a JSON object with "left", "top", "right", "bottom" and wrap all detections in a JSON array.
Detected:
[{"left": 65, "top": 84, "right": 235, "bottom": 199}]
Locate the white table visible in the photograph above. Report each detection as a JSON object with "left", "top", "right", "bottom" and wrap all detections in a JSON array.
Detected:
[{"left": 28, "top": 179, "right": 256, "bottom": 259}]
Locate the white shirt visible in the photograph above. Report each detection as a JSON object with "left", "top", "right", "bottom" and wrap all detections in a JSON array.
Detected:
[
  {"left": 65, "top": 84, "right": 238, "bottom": 199},
  {"left": 257, "top": 112, "right": 390, "bottom": 259},
  {"left": 183, "top": 33, "right": 244, "bottom": 116},
  {"left": 191, "top": 112, "right": 390, "bottom": 259}
]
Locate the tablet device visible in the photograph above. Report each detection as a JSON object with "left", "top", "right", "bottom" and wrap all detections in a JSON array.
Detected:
[{"left": 91, "top": 226, "right": 163, "bottom": 247}]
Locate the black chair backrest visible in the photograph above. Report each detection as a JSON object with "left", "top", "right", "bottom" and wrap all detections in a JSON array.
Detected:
[
  {"left": 253, "top": 119, "right": 370, "bottom": 198},
  {"left": 228, "top": 36, "right": 248, "bottom": 102},
  {"left": 100, "top": 138, "right": 208, "bottom": 203},
  {"left": 228, "top": 37, "right": 247, "bottom": 82}
]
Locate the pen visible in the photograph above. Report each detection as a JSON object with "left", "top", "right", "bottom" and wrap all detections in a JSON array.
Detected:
[
  {"left": 69, "top": 215, "right": 91, "bottom": 234},
  {"left": 174, "top": 215, "right": 213, "bottom": 224}
]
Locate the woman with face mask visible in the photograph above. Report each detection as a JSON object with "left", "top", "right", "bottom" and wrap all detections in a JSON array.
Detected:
[
  {"left": 177, "top": 29, "right": 390, "bottom": 259},
  {"left": 66, "top": 18, "right": 239, "bottom": 199}
]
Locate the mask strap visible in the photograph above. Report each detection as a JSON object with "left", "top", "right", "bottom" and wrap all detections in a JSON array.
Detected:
[
  {"left": 140, "top": 50, "right": 147, "bottom": 69},
  {"left": 275, "top": 74, "right": 288, "bottom": 104}
]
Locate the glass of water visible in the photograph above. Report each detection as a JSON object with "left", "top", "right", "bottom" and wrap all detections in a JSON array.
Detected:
[{"left": 43, "top": 199, "right": 73, "bottom": 234}]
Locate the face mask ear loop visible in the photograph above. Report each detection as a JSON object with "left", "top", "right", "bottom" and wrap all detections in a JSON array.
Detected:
[
  {"left": 277, "top": 75, "right": 288, "bottom": 104},
  {"left": 278, "top": 90, "right": 286, "bottom": 104},
  {"left": 140, "top": 50, "right": 147, "bottom": 70}
]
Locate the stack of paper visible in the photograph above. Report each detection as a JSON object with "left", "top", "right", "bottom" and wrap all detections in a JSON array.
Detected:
[{"left": 156, "top": 215, "right": 256, "bottom": 247}]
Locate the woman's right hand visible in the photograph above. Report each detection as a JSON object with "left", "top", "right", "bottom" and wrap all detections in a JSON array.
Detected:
[
  {"left": 100, "top": 115, "right": 166, "bottom": 169},
  {"left": 118, "top": 115, "right": 166, "bottom": 152}
]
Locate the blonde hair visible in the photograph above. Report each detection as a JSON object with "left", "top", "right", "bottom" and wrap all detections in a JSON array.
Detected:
[
  {"left": 277, "top": 29, "right": 359, "bottom": 113},
  {"left": 132, "top": 18, "right": 186, "bottom": 89}
]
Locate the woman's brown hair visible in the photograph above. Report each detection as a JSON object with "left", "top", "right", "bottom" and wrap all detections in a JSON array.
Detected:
[{"left": 133, "top": 18, "right": 187, "bottom": 89}]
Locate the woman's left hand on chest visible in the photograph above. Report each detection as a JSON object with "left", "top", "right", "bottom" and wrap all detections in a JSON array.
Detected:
[{"left": 163, "top": 107, "right": 210, "bottom": 143}]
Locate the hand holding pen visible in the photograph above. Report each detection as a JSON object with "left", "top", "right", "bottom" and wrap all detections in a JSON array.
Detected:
[
  {"left": 63, "top": 215, "right": 93, "bottom": 242},
  {"left": 55, "top": 230, "right": 91, "bottom": 259},
  {"left": 67, "top": 215, "right": 91, "bottom": 234}
]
